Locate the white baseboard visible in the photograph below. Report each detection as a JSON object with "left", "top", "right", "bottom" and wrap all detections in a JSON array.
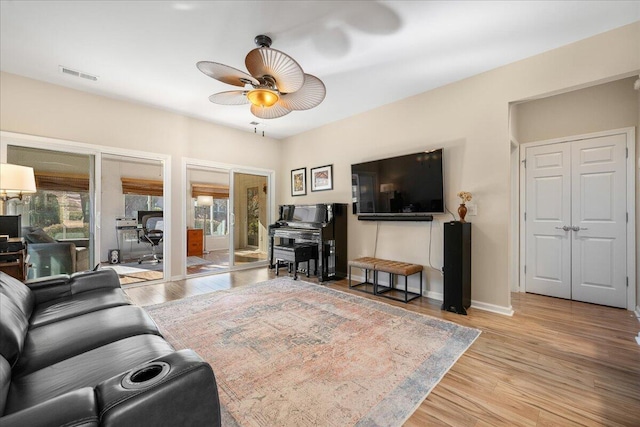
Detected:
[
  {"left": 425, "top": 290, "right": 443, "bottom": 301},
  {"left": 348, "top": 273, "right": 514, "bottom": 316},
  {"left": 471, "top": 300, "right": 514, "bottom": 316},
  {"left": 634, "top": 305, "right": 640, "bottom": 319}
]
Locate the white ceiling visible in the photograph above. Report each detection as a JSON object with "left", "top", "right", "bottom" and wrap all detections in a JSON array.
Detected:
[{"left": 1, "top": 1, "right": 639, "bottom": 140}]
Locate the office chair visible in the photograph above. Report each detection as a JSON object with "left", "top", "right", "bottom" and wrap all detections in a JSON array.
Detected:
[{"left": 138, "top": 213, "right": 163, "bottom": 264}]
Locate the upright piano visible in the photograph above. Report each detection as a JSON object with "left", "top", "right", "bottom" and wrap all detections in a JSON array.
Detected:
[{"left": 268, "top": 203, "right": 348, "bottom": 282}]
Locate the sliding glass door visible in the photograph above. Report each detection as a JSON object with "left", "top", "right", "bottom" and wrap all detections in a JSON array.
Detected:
[
  {"left": 100, "top": 154, "right": 165, "bottom": 285},
  {"left": 184, "top": 161, "right": 272, "bottom": 277},
  {"left": 2, "top": 132, "right": 171, "bottom": 285},
  {"left": 185, "top": 165, "right": 230, "bottom": 275},
  {"left": 231, "top": 171, "right": 269, "bottom": 267},
  {"left": 6, "top": 145, "right": 96, "bottom": 276}
]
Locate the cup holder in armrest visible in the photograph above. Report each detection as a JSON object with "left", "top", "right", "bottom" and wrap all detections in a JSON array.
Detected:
[{"left": 121, "top": 361, "right": 170, "bottom": 390}]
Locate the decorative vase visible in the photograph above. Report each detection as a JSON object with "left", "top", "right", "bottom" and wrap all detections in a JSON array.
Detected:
[{"left": 458, "top": 203, "right": 467, "bottom": 223}]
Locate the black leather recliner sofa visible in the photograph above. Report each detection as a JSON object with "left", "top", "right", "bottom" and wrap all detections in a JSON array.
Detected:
[{"left": 0, "top": 269, "right": 221, "bottom": 426}]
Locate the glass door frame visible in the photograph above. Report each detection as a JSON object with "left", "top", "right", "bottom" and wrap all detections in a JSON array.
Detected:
[
  {"left": 1, "top": 131, "right": 172, "bottom": 283},
  {"left": 229, "top": 168, "right": 272, "bottom": 269},
  {"left": 182, "top": 157, "right": 274, "bottom": 277}
]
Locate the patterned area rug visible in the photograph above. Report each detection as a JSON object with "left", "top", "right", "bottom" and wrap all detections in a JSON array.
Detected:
[{"left": 145, "top": 278, "right": 480, "bottom": 426}]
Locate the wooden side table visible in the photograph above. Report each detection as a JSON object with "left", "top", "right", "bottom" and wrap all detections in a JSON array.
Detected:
[
  {"left": 0, "top": 238, "right": 27, "bottom": 281},
  {"left": 187, "top": 228, "right": 204, "bottom": 256}
]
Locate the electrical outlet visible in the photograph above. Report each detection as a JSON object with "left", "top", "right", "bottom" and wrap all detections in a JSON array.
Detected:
[{"left": 466, "top": 203, "right": 477, "bottom": 216}]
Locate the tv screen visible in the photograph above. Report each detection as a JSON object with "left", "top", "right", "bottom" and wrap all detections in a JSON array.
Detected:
[{"left": 351, "top": 148, "right": 444, "bottom": 220}]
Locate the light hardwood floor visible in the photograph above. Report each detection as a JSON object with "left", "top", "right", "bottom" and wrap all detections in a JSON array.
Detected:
[{"left": 124, "top": 268, "right": 640, "bottom": 426}]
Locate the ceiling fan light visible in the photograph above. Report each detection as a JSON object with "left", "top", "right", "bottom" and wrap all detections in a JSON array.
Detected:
[{"left": 247, "top": 88, "right": 279, "bottom": 107}]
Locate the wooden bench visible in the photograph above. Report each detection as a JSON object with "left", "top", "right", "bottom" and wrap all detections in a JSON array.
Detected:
[{"left": 348, "top": 257, "right": 423, "bottom": 303}]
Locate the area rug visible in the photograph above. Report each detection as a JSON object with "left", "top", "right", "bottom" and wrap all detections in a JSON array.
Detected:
[
  {"left": 187, "top": 256, "right": 210, "bottom": 266},
  {"left": 103, "top": 262, "right": 163, "bottom": 285},
  {"left": 145, "top": 278, "right": 480, "bottom": 426}
]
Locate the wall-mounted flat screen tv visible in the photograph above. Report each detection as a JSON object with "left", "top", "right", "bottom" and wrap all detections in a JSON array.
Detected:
[{"left": 351, "top": 148, "right": 444, "bottom": 220}]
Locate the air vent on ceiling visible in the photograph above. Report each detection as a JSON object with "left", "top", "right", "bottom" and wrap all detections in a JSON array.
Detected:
[
  {"left": 59, "top": 66, "right": 98, "bottom": 81},
  {"left": 249, "top": 121, "right": 260, "bottom": 126}
]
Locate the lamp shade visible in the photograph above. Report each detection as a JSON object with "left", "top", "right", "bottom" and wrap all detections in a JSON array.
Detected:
[
  {"left": 0, "top": 163, "right": 37, "bottom": 194},
  {"left": 196, "top": 195, "right": 214, "bottom": 207}
]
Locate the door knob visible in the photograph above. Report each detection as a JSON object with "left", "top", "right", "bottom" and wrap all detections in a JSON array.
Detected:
[
  {"left": 571, "top": 226, "right": 588, "bottom": 232},
  {"left": 555, "top": 226, "right": 570, "bottom": 231}
]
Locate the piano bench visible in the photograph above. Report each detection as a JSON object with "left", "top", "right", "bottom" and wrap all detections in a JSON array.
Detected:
[{"left": 273, "top": 243, "right": 316, "bottom": 280}]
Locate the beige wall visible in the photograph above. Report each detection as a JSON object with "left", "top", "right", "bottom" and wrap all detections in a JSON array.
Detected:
[
  {"left": 0, "top": 72, "right": 281, "bottom": 277},
  {"left": 513, "top": 77, "right": 639, "bottom": 143},
  {"left": 279, "top": 22, "right": 640, "bottom": 312},
  {"left": 1, "top": 22, "right": 638, "bottom": 311}
]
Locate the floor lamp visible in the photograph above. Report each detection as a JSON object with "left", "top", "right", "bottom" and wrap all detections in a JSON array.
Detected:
[{"left": 196, "top": 195, "right": 214, "bottom": 254}]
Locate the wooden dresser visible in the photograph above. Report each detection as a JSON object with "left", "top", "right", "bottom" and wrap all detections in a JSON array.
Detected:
[{"left": 187, "top": 228, "right": 204, "bottom": 256}]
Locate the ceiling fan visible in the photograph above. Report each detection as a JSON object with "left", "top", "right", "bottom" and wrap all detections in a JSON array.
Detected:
[{"left": 197, "top": 35, "right": 326, "bottom": 119}]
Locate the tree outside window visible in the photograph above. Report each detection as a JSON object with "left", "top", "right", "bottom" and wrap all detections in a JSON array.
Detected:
[
  {"left": 26, "top": 190, "right": 90, "bottom": 239},
  {"left": 194, "top": 199, "right": 228, "bottom": 236},
  {"left": 124, "top": 195, "right": 163, "bottom": 218}
]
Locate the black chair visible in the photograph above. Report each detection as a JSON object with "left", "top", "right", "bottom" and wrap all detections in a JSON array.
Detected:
[{"left": 138, "top": 213, "right": 163, "bottom": 264}]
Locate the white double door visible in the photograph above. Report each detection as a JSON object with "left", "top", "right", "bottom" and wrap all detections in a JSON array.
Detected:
[{"left": 524, "top": 133, "right": 628, "bottom": 308}]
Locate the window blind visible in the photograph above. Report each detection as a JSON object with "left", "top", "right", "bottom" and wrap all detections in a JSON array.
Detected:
[
  {"left": 191, "top": 183, "right": 229, "bottom": 199},
  {"left": 121, "top": 177, "right": 164, "bottom": 197}
]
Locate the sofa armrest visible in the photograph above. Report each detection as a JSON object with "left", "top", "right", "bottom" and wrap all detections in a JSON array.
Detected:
[
  {"left": 96, "top": 349, "right": 221, "bottom": 427},
  {"left": 25, "top": 274, "right": 72, "bottom": 305},
  {"left": 0, "top": 388, "right": 98, "bottom": 427}
]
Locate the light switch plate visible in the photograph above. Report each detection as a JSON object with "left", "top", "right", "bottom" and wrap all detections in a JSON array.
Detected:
[{"left": 466, "top": 203, "right": 477, "bottom": 216}]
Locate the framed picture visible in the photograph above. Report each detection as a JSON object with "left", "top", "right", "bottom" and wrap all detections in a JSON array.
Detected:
[
  {"left": 310, "top": 164, "right": 333, "bottom": 192},
  {"left": 291, "top": 167, "right": 307, "bottom": 196}
]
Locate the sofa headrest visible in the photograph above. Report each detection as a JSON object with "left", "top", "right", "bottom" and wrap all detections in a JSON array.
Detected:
[
  {"left": 23, "top": 228, "right": 56, "bottom": 244},
  {"left": 69, "top": 269, "right": 122, "bottom": 294}
]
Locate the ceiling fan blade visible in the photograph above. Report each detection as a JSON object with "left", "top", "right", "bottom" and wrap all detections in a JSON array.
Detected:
[
  {"left": 208, "top": 90, "right": 250, "bottom": 105},
  {"left": 250, "top": 103, "right": 291, "bottom": 119},
  {"left": 197, "top": 61, "right": 259, "bottom": 87},
  {"left": 279, "top": 74, "right": 326, "bottom": 111},
  {"left": 245, "top": 47, "right": 304, "bottom": 93}
]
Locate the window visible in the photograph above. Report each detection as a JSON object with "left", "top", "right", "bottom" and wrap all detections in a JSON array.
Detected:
[
  {"left": 20, "top": 169, "right": 91, "bottom": 240},
  {"left": 191, "top": 182, "right": 229, "bottom": 236},
  {"left": 121, "top": 177, "right": 163, "bottom": 217},
  {"left": 25, "top": 189, "right": 90, "bottom": 240},
  {"left": 194, "top": 199, "right": 228, "bottom": 236},
  {"left": 124, "top": 195, "right": 163, "bottom": 218}
]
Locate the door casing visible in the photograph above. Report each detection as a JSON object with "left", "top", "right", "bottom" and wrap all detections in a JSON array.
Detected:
[{"left": 518, "top": 127, "right": 636, "bottom": 310}]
